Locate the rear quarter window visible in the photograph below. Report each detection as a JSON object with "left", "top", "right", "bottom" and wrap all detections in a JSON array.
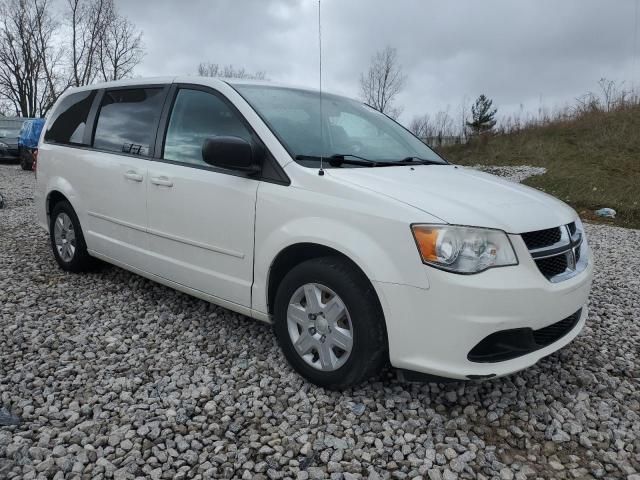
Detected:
[{"left": 44, "top": 90, "right": 97, "bottom": 145}]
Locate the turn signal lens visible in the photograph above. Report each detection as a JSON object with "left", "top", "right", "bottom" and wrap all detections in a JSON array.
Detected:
[
  {"left": 411, "top": 224, "right": 518, "bottom": 274},
  {"left": 411, "top": 227, "right": 439, "bottom": 262}
]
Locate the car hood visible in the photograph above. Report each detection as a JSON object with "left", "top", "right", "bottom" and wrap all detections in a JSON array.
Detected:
[{"left": 325, "top": 164, "right": 576, "bottom": 233}]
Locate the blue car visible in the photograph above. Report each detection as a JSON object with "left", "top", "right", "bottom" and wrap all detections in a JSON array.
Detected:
[{"left": 18, "top": 118, "right": 45, "bottom": 170}]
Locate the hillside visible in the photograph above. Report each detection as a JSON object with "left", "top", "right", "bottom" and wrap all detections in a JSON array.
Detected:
[{"left": 440, "top": 105, "right": 640, "bottom": 229}]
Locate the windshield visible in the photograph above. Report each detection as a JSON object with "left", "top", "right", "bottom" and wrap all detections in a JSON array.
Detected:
[{"left": 233, "top": 84, "right": 446, "bottom": 167}]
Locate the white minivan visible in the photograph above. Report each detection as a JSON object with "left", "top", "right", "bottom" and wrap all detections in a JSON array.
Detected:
[{"left": 36, "top": 77, "right": 593, "bottom": 389}]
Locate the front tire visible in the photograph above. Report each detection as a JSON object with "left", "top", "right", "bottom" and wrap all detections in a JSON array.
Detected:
[
  {"left": 49, "top": 201, "right": 95, "bottom": 272},
  {"left": 273, "top": 256, "right": 387, "bottom": 389}
]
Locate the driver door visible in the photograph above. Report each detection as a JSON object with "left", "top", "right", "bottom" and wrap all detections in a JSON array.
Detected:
[{"left": 145, "top": 86, "right": 259, "bottom": 307}]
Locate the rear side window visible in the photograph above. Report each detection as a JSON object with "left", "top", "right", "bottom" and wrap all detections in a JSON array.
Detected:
[
  {"left": 93, "top": 88, "right": 164, "bottom": 156},
  {"left": 44, "top": 90, "right": 96, "bottom": 145}
]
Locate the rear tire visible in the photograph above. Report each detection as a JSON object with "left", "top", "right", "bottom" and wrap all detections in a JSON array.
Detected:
[
  {"left": 273, "top": 256, "right": 387, "bottom": 390},
  {"left": 20, "top": 156, "right": 31, "bottom": 170},
  {"left": 49, "top": 201, "right": 95, "bottom": 272}
]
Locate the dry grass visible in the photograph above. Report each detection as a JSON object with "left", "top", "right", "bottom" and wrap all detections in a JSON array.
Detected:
[{"left": 440, "top": 103, "right": 640, "bottom": 229}]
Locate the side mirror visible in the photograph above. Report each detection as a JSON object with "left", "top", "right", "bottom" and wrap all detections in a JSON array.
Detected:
[{"left": 202, "top": 136, "right": 262, "bottom": 174}]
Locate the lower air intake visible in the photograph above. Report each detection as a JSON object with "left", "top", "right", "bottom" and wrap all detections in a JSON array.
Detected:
[{"left": 467, "top": 309, "right": 582, "bottom": 363}]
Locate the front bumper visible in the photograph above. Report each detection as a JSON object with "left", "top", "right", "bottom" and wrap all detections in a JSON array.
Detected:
[{"left": 375, "top": 237, "right": 593, "bottom": 380}]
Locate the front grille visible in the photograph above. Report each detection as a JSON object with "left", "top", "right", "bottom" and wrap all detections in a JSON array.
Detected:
[
  {"left": 468, "top": 308, "right": 583, "bottom": 363},
  {"left": 536, "top": 254, "right": 568, "bottom": 278},
  {"left": 533, "top": 309, "right": 582, "bottom": 347},
  {"left": 521, "top": 227, "right": 561, "bottom": 250},
  {"left": 522, "top": 222, "right": 586, "bottom": 282}
]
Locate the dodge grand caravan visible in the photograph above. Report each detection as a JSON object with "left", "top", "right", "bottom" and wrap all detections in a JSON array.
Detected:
[{"left": 36, "top": 77, "right": 593, "bottom": 389}]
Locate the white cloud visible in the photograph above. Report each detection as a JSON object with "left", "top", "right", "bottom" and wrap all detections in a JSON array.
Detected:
[{"left": 116, "top": 0, "right": 640, "bottom": 123}]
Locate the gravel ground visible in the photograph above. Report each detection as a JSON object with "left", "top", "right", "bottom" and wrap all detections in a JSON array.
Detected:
[
  {"left": 1, "top": 163, "right": 639, "bottom": 480},
  {"left": 468, "top": 165, "right": 547, "bottom": 184}
]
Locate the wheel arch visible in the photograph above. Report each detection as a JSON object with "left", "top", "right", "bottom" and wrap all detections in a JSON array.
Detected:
[
  {"left": 44, "top": 174, "right": 82, "bottom": 227},
  {"left": 266, "top": 243, "right": 385, "bottom": 326},
  {"left": 46, "top": 190, "right": 70, "bottom": 217}
]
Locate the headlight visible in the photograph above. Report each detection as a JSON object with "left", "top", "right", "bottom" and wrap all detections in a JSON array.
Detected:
[
  {"left": 0, "top": 142, "right": 8, "bottom": 148},
  {"left": 574, "top": 217, "right": 586, "bottom": 240},
  {"left": 411, "top": 224, "right": 518, "bottom": 274}
]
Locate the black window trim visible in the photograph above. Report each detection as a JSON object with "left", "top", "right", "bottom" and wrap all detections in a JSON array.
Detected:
[
  {"left": 90, "top": 83, "right": 171, "bottom": 159},
  {"left": 42, "top": 88, "right": 100, "bottom": 148},
  {"left": 153, "top": 82, "right": 290, "bottom": 186},
  {"left": 40, "top": 82, "right": 291, "bottom": 186},
  {"left": 83, "top": 89, "right": 104, "bottom": 146}
]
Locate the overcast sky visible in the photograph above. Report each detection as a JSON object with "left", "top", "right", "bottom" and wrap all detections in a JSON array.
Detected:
[{"left": 117, "top": 0, "right": 640, "bottom": 125}]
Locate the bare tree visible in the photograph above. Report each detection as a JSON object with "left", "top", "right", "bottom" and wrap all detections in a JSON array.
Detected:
[
  {"left": 32, "top": 0, "right": 65, "bottom": 114},
  {"left": 359, "top": 45, "right": 406, "bottom": 119},
  {"left": 0, "top": 0, "right": 143, "bottom": 116},
  {"left": 0, "top": 0, "right": 62, "bottom": 117},
  {"left": 0, "top": 94, "right": 12, "bottom": 115},
  {"left": 408, "top": 114, "right": 431, "bottom": 139},
  {"left": 436, "top": 110, "right": 454, "bottom": 135},
  {"left": 433, "top": 110, "right": 456, "bottom": 145},
  {"left": 597, "top": 77, "right": 622, "bottom": 112},
  {"left": 98, "top": 13, "right": 144, "bottom": 81},
  {"left": 68, "top": 0, "right": 144, "bottom": 85},
  {"left": 573, "top": 92, "right": 601, "bottom": 115},
  {"left": 407, "top": 109, "right": 459, "bottom": 146},
  {"left": 197, "top": 62, "right": 266, "bottom": 80},
  {"left": 458, "top": 95, "right": 470, "bottom": 141},
  {"left": 67, "top": 0, "right": 114, "bottom": 86}
]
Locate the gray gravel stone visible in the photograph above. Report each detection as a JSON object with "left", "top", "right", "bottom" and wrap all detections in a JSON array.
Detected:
[
  {"left": 0, "top": 407, "right": 21, "bottom": 426},
  {"left": 500, "top": 467, "right": 514, "bottom": 480},
  {"left": 468, "top": 165, "right": 547, "bottom": 183},
  {"left": 1, "top": 163, "right": 639, "bottom": 479}
]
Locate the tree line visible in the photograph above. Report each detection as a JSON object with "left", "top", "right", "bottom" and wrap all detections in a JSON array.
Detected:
[
  {"left": 0, "top": 0, "right": 144, "bottom": 118},
  {"left": 196, "top": 62, "right": 266, "bottom": 80},
  {"left": 196, "top": 46, "right": 498, "bottom": 145}
]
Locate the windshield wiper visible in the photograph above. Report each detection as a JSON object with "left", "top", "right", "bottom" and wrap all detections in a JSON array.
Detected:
[
  {"left": 295, "top": 154, "right": 443, "bottom": 168},
  {"left": 295, "top": 154, "right": 390, "bottom": 167},
  {"left": 395, "top": 156, "right": 445, "bottom": 165}
]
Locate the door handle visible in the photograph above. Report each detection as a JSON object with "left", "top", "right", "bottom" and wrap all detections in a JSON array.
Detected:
[
  {"left": 150, "top": 176, "right": 173, "bottom": 187},
  {"left": 124, "top": 171, "right": 143, "bottom": 182}
]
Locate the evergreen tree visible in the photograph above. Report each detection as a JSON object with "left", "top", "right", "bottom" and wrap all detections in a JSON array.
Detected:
[{"left": 467, "top": 94, "right": 497, "bottom": 134}]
